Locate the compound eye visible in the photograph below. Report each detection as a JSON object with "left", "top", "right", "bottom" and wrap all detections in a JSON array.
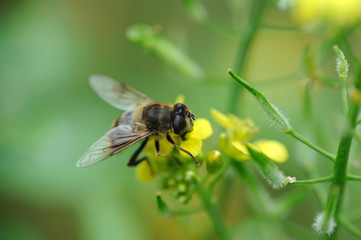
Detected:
[
  {"left": 174, "top": 103, "right": 186, "bottom": 114},
  {"left": 173, "top": 115, "right": 186, "bottom": 134}
]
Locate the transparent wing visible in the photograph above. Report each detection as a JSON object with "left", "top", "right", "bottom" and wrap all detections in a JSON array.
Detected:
[
  {"left": 76, "top": 125, "right": 152, "bottom": 167},
  {"left": 89, "top": 75, "right": 154, "bottom": 111}
]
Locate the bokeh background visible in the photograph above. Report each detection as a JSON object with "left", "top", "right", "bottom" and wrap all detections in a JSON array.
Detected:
[{"left": 1, "top": 0, "right": 360, "bottom": 239}]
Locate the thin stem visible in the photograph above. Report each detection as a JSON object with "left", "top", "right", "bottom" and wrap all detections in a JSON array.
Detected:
[
  {"left": 207, "top": 160, "right": 231, "bottom": 190},
  {"left": 196, "top": 180, "right": 230, "bottom": 240},
  {"left": 228, "top": 0, "right": 267, "bottom": 114},
  {"left": 286, "top": 129, "right": 336, "bottom": 162},
  {"left": 340, "top": 78, "right": 348, "bottom": 115},
  {"left": 292, "top": 176, "right": 334, "bottom": 185},
  {"left": 339, "top": 216, "right": 361, "bottom": 238},
  {"left": 346, "top": 174, "right": 361, "bottom": 181}
]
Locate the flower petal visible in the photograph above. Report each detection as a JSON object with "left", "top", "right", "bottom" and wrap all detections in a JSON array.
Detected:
[
  {"left": 179, "top": 138, "right": 202, "bottom": 158},
  {"left": 188, "top": 118, "right": 213, "bottom": 139},
  {"left": 232, "top": 140, "right": 249, "bottom": 154},
  {"left": 231, "top": 140, "right": 252, "bottom": 161},
  {"left": 254, "top": 140, "right": 288, "bottom": 163},
  {"left": 210, "top": 108, "right": 233, "bottom": 129},
  {"left": 175, "top": 94, "right": 185, "bottom": 104},
  {"left": 146, "top": 138, "right": 174, "bottom": 160},
  {"left": 136, "top": 161, "right": 154, "bottom": 183}
]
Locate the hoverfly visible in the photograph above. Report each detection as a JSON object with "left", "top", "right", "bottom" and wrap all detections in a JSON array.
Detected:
[{"left": 76, "top": 75, "right": 199, "bottom": 168}]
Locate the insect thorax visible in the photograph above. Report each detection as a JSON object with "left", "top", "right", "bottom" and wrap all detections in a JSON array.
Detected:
[{"left": 141, "top": 103, "right": 173, "bottom": 135}]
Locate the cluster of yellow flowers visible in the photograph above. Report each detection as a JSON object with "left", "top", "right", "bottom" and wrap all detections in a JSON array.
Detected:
[
  {"left": 211, "top": 109, "right": 288, "bottom": 163},
  {"left": 293, "top": 0, "right": 361, "bottom": 26}
]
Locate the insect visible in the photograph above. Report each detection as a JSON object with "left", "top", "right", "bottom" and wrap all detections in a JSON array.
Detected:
[{"left": 76, "top": 75, "right": 199, "bottom": 168}]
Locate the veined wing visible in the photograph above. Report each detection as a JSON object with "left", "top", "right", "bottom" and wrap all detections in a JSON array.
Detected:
[
  {"left": 76, "top": 125, "right": 152, "bottom": 167},
  {"left": 89, "top": 75, "right": 154, "bottom": 111}
]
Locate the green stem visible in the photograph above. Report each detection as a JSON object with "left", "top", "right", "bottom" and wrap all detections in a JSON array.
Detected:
[
  {"left": 324, "top": 66, "right": 361, "bottom": 236},
  {"left": 286, "top": 129, "right": 336, "bottom": 162},
  {"left": 357, "top": 118, "right": 361, "bottom": 125},
  {"left": 346, "top": 174, "right": 361, "bottom": 181},
  {"left": 339, "top": 216, "right": 361, "bottom": 238},
  {"left": 207, "top": 160, "right": 231, "bottom": 190},
  {"left": 196, "top": 181, "right": 230, "bottom": 240},
  {"left": 292, "top": 176, "right": 334, "bottom": 185},
  {"left": 340, "top": 78, "right": 348, "bottom": 115},
  {"left": 228, "top": 0, "right": 267, "bottom": 114}
]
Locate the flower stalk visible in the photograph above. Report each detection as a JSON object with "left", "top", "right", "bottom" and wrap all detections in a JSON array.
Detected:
[
  {"left": 192, "top": 177, "right": 230, "bottom": 240},
  {"left": 321, "top": 58, "right": 361, "bottom": 236},
  {"left": 292, "top": 176, "right": 334, "bottom": 185}
]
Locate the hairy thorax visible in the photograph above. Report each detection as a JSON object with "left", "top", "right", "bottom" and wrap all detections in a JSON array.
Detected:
[{"left": 140, "top": 103, "right": 173, "bottom": 136}]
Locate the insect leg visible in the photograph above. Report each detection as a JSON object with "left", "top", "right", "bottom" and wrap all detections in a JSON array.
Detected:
[
  {"left": 127, "top": 138, "right": 149, "bottom": 166},
  {"left": 155, "top": 140, "right": 171, "bottom": 157},
  {"left": 155, "top": 139, "right": 183, "bottom": 166},
  {"left": 166, "top": 135, "right": 200, "bottom": 166}
]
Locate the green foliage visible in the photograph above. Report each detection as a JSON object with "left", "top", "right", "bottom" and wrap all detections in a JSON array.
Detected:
[{"left": 2, "top": 0, "right": 361, "bottom": 240}]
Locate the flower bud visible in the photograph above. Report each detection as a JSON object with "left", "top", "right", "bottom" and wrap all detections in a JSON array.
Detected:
[
  {"left": 177, "top": 183, "right": 188, "bottom": 193},
  {"left": 228, "top": 69, "right": 290, "bottom": 131},
  {"left": 312, "top": 212, "right": 336, "bottom": 235},
  {"left": 246, "top": 143, "right": 286, "bottom": 189},
  {"left": 206, "top": 150, "right": 224, "bottom": 173},
  {"left": 156, "top": 192, "right": 171, "bottom": 217},
  {"left": 333, "top": 45, "right": 349, "bottom": 79},
  {"left": 178, "top": 194, "right": 191, "bottom": 205}
]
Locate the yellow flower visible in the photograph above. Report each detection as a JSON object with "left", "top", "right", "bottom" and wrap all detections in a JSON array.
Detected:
[
  {"left": 211, "top": 108, "right": 288, "bottom": 163},
  {"left": 136, "top": 161, "right": 154, "bottom": 183},
  {"left": 293, "top": 0, "right": 361, "bottom": 26},
  {"left": 177, "top": 118, "right": 213, "bottom": 158}
]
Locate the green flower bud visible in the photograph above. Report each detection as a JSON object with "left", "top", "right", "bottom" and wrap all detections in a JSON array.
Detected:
[
  {"left": 246, "top": 143, "right": 286, "bottom": 189},
  {"left": 333, "top": 45, "right": 349, "bottom": 80},
  {"left": 206, "top": 150, "right": 224, "bottom": 174},
  {"left": 313, "top": 212, "right": 336, "bottom": 235},
  {"left": 177, "top": 183, "right": 188, "bottom": 193},
  {"left": 178, "top": 194, "right": 191, "bottom": 205},
  {"left": 228, "top": 69, "right": 289, "bottom": 131},
  {"left": 156, "top": 192, "right": 171, "bottom": 217}
]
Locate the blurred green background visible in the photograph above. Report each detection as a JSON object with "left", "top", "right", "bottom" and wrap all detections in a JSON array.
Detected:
[{"left": 1, "top": 0, "right": 360, "bottom": 239}]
